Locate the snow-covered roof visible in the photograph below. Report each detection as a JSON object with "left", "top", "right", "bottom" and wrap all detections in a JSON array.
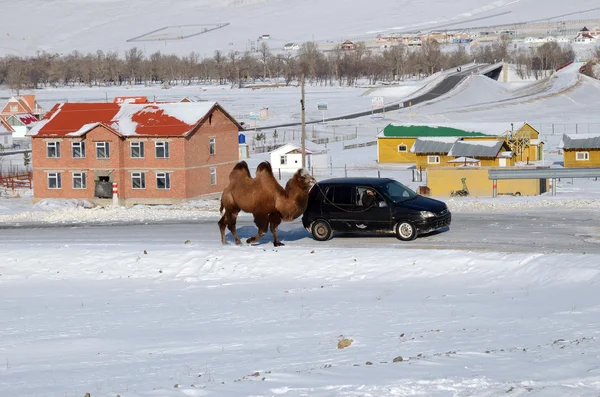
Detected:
[
  {"left": 448, "top": 140, "right": 506, "bottom": 157},
  {"left": 559, "top": 133, "right": 600, "bottom": 150},
  {"left": 410, "top": 137, "right": 459, "bottom": 153},
  {"left": 28, "top": 102, "right": 240, "bottom": 137},
  {"left": 447, "top": 156, "right": 480, "bottom": 163},
  {"left": 8, "top": 113, "right": 38, "bottom": 126},
  {"left": 270, "top": 142, "right": 325, "bottom": 156}
]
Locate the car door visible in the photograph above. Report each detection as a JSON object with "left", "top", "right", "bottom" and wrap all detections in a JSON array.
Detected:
[
  {"left": 322, "top": 185, "right": 356, "bottom": 231},
  {"left": 354, "top": 186, "right": 393, "bottom": 232}
]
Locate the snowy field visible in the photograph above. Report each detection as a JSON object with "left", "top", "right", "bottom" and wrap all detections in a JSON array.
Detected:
[
  {"left": 2, "top": 211, "right": 600, "bottom": 397},
  {"left": 2, "top": 0, "right": 600, "bottom": 57}
]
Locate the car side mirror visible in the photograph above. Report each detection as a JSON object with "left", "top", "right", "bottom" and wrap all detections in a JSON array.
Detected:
[{"left": 378, "top": 201, "right": 387, "bottom": 208}]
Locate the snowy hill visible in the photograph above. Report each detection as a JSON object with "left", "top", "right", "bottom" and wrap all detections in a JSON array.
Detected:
[{"left": 2, "top": 0, "right": 600, "bottom": 57}]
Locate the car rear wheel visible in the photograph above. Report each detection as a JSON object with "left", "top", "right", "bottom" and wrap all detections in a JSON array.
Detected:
[
  {"left": 395, "top": 221, "right": 417, "bottom": 241},
  {"left": 311, "top": 220, "right": 333, "bottom": 241}
]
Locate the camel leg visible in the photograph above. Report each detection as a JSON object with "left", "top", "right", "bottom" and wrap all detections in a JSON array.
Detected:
[
  {"left": 219, "top": 210, "right": 242, "bottom": 245},
  {"left": 247, "top": 214, "right": 268, "bottom": 244},
  {"left": 218, "top": 213, "right": 228, "bottom": 245},
  {"left": 269, "top": 212, "right": 284, "bottom": 247}
]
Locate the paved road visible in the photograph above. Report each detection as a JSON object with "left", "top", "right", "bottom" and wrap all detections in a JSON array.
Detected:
[
  {"left": 2, "top": 210, "right": 599, "bottom": 254},
  {"left": 254, "top": 64, "right": 497, "bottom": 130}
]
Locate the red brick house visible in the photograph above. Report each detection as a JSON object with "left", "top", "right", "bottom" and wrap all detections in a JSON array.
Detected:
[
  {"left": 27, "top": 101, "right": 242, "bottom": 206},
  {"left": 1, "top": 95, "right": 45, "bottom": 121}
]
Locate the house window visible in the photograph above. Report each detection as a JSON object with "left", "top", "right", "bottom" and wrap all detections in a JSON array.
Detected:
[
  {"left": 209, "top": 137, "right": 216, "bottom": 155},
  {"left": 210, "top": 167, "right": 217, "bottom": 186},
  {"left": 46, "top": 141, "right": 61, "bottom": 158},
  {"left": 398, "top": 144, "right": 407, "bottom": 152},
  {"left": 72, "top": 172, "right": 87, "bottom": 189},
  {"left": 156, "top": 172, "right": 171, "bottom": 189},
  {"left": 427, "top": 155, "right": 441, "bottom": 164},
  {"left": 7, "top": 117, "right": 22, "bottom": 127},
  {"left": 132, "top": 172, "right": 146, "bottom": 189},
  {"left": 155, "top": 141, "right": 169, "bottom": 158},
  {"left": 72, "top": 141, "right": 85, "bottom": 158},
  {"left": 576, "top": 152, "right": 589, "bottom": 161},
  {"left": 10, "top": 105, "right": 18, "bottom": 112},
  {"left": 48, "top": 172, "right": 62, "bottom": 189},
  {"left": 280, "top": 155, "right": 287, "bottom": 165},
  {"left": 131, "top": 141, "right": 145, "bottom": 158},
  {"left": 96, "top": 142, "right": 110, "bottom": 159}
]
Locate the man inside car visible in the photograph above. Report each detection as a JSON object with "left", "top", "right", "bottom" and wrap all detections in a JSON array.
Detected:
[{"left": 361, "top": 189, "right": 379, "bottom": 207}]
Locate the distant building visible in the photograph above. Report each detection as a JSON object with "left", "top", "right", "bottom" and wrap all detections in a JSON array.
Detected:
[
  {"left": 283, "top": 43, "right": 300, "bottom": 51},
  {"left": 341, "top": 40, "right": 355, "bottom": 51},
  {"left": 573, "top": 26, "right": 597, "bottom": 44},
  {"left": 559, "top": 133, "right": 600, "bottom": 167},
  {"left": 0, "top": 119, "right": 13, "bottom": 149},
  {"left": 1, "top": 95, "right": 45, "bottom": 121},
  {"left": 4, "top": 113, "right": 38, "bottom": 138}
]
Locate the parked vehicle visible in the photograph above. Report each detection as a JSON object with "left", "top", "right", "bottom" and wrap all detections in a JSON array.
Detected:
[{"left": 302, "top": 177, "right": 451, "bottom": 241}]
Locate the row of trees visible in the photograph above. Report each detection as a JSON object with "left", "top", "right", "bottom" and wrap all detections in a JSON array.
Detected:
[{"left": 0, "top": 38, "right": 582, "bottom": 93}]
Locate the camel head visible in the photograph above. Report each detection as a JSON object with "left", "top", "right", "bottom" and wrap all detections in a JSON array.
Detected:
[{"left": 290, "top": 168, "right": 317, "bottom": 192}]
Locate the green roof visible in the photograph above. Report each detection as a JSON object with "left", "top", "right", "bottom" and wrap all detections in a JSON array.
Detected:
[{"left": 382, "top": 124, "right": 492, "bottom": 138}]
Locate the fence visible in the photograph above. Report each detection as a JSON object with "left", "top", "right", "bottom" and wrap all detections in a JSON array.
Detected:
[
  {"left": 343, "top": 140, "right": 377, "bottom": 150},
  {"left": 532, "top": 123, "right": 600, "bottom": 136},
  {"left": 0, "top": 172, "right": 32, "bottom": 191}
]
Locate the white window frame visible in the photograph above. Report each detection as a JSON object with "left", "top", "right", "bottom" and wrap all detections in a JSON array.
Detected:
[
  {"left": 280, "top": 155, "right": 287, "bottom": 165},
  {"left": 209, "top": 137, "right": 216, "bottom": 155},
  {"left": 576, "top": 151, "right": 589, "bottom": 161},
  {"left": 210, "top": 167, "right": 217, "bottom": 186},
  {"left": 130, "top": 141, "right": 145, "bottom": 158},
  {"left": 10, "top": 105, "right": 18, "bottom": 112},
  {"left": 155, "top": 141, "right": 169, "bottom": 159},
  {"left": 397, "top": 144, "right": 408, "bottom": 152},
  {"left": 132, "top": 172, "right": 146, "bottom": 189},
  {"left": 46, "top": 141, "right": 61, "bottom": 158},
  {"left": 427, "top": 155, "right": 441, "bottom": 164},
  {"left": 96, "top": 141, "right": 110, "bottom": 159},
  {"left": 156, "top": 172, "right": 171, "bottom": 190},
  {"left": 72, "top": 172, "right": 87, "bottom": 189},
  {"left": 72, "top": 141, "right": 85, "bottom": 158},
  {"left": 48, "top": 172, "right": 62, "bottom": 189}
]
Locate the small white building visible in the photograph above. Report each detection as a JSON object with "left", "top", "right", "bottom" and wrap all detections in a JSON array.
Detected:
[
  {"left": 0, "top": 119, "right": 14, "bottom": 149},
  {"left": 4, "top": 113, "right": 38, "bottom": 138},
  {"left": 270, "top": 143, "right": 328, "bottom": 173},
  {"left": 283, "top": 43, "right": 300, "bottom": 51}
]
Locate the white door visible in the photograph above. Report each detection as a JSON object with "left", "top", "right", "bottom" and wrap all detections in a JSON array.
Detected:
[{"left": 499, "top": 158, "right": 507, "bottom": 167}]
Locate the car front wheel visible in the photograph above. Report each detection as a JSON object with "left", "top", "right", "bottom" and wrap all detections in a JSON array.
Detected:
[
  {"left": 395, "top": 221, "right": 417, "bottom": 241},
  {"left": 311, "top": 220, "right": 333, "bottom": 241}
]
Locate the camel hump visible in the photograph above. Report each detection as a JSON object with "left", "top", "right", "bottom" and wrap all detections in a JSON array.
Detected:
[
  {"left": 256, "top": 161, "right": 273, "bottom": 175},
  {"left": 231, "top": 161, "right": 251, "bottom": 178}
]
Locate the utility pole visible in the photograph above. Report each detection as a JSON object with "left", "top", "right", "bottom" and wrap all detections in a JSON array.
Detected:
[{"left": 301, "top": 73, "right": 306, "bottom": 169}]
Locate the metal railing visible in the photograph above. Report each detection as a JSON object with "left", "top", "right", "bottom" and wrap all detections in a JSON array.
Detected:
[{"left": 488, "top": 167, "right": 600, "bottom": 197}]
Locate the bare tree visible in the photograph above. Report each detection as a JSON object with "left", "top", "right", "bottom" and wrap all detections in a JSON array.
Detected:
[
  {"left": 124, "top": 47, "right": 144, "bottom": 84},
  {"left": 5, "top": 56, "right": 28, "bottom": 94},
  {"left": 258, "top": 42, "right": 272, "bottom": 82},
  {"left": 419, "top": 39, "right": 443, "bottom": 75}
]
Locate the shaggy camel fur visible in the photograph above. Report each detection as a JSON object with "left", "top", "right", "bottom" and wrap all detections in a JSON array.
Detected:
[{"left": 218, "top": 161, "right": 316, "bottom": 246}]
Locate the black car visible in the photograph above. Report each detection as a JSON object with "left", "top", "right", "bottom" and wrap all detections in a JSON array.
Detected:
[{"left": 301, "top": 177, "right": 451, "bottom": 241}]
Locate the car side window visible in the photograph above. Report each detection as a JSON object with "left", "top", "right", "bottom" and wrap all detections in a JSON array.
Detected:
[{"left": 331, "top": 185, "right": 353, "bottom": 205}]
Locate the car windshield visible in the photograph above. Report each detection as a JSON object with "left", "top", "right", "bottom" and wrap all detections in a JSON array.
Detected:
[{"left": 380, "top": 180, "right": 417, "bottom": 203}]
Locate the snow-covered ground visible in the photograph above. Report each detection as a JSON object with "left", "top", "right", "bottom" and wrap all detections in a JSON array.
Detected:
[
  {"left": 3, "top": 0, "right": 600, "bottom": 57},
  {"left": 2, "top": 213, "right": 600, "bottom": 397}
]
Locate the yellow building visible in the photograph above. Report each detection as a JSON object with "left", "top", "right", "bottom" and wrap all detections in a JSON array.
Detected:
[
  {"left": 448, "top": 140, "right": 515, "bottom": 167},
  {"left": 428, "top": 167, "right": 548, "bottom": 197},
  {"left": 411, "top": 137, "right": 459, "bottom": 169},
  {"left": 560, "top": 133, "right": 600, "bottom": 168},
  {"left": 377, "top": 124, "right": 500, "bottom": 163},
  {"left": 505, "top": 123, "right": 544, "bottom": 162}
]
